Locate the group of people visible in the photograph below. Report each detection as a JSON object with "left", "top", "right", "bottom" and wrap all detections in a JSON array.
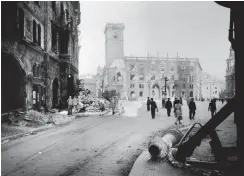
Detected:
[{"left": 146, "top": 96, "right": 219, "bottom": 125}]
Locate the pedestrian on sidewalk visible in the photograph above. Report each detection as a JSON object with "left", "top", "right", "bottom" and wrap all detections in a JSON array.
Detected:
[
  {"left": 188, "top": 98, "right": 196, "bottom": 120},
  {"left": 174, "top": 100, "right": 182, "bottom": 125},
  {"left": 179, "top": 97, "right": 183, "bottom": 105},
  {"left": 110, "top": 97, "right": 116, "bottom": 115},
  {"left": 162, "top": 96, "right": 166, "bottom": 108},
  {"left": 173, "top": 98, "right": 178, "bottom": 109},
  {"left": 165, "top": 98, "right": 172, "bottom": 117},
  {"left": 73, "top": 96, "right": 78, "bottom": 113},
  {"left": 208, "top": 99, "right": 217, "bottom": 118},
  {"left": 150, "top": 98, "right": 158, "bottom": 119},
  {"left": 147, "top": 97, "right": 151, "bottom": 111},
  {"left": 67, "top": 96, "right": 73, "bottom": 115}
]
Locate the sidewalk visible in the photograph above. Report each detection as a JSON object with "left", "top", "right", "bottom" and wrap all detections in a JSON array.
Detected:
[{"left": 1, "top": 110, "right": 111, "bottom": 144}]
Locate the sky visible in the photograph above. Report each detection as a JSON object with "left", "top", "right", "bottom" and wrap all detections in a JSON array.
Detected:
[{"left": 78, "top": 1, "right": 230, "bottom": 80}]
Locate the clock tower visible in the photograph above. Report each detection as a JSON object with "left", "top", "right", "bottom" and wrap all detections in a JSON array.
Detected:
[{"left": 104, "top": 23, "right": 125, "bottom": 67}]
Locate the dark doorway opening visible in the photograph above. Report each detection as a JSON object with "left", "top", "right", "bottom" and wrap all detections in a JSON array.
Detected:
[
  {"left": 1, "top": 53, "right": 25, "bottom": 113},
  {"left": 67, "top": 75, "right": 75, "bottom": 97},
  {"left": 52, "top": 78, "right": 59, "bottom": 108}
]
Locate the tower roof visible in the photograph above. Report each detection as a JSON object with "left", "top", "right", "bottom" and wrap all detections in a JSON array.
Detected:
[{"left": 104, "top": 23, "right": 125, "bottom": 34}]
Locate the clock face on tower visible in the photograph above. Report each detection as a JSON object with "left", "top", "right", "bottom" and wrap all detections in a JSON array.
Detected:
[{"left": 113, "top": 30, "right": 119, "bottom": 39}]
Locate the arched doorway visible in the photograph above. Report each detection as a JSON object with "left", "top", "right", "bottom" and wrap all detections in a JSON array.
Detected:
[
  {"left": 190, "top": 91, "right": 193, "bottom": 97},
  {"left": 52, "top": 78, "right": 59, "bottom": 108},
  {"left": 1, "top": 52, "right": 26, "bottom": 113},
  {"left": 172, "top": 84, "right": 181, "bottom": 98},
  {"left": 152, "top": 84, "right": 160, "bottom": 100}
]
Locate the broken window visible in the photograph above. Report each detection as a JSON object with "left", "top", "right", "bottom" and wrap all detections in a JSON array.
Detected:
[
  {"left": 38, "top": 24, "right": 41, "bottom": 46},
  {"left": 130, "top": 74, "right": 135, "bottom": 81},
  {"left": 139, "top": 91, "right": 143, "bottom": 97},
  {"left": 51, "top": 25, "right": 58, "bottom": 53},
  {"left": 33, "top": 20, "right": 37, "bottom": 43},
  {"left": 59, "top": 31, "right": 69, "bottom": 54}
]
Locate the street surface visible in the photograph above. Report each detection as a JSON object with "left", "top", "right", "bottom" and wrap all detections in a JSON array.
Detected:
[{"left": 2, "top": 100, "right": 232, "bottom": 176}]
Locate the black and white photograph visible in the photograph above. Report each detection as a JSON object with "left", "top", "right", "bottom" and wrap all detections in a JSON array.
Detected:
[{"left": 1, "top": 1, "right": 244, "bottom": 176}]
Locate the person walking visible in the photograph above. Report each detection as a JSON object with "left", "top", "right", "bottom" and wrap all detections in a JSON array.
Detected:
[
  {"left": 165, "top": 98, "right": 172, "bottom": 117},
  {"left": 208, "top": 99, "right": 217, "bottom": 118},
  {"left": 174, "top": 100, "right": 182, "bottom": 125},
  {"left": 173, "top": 98, "right": 178, "bottom": 109},
  {"left": 67, "top": 96, "right": 73, "bottom": 115},
  {"left": 150, "top": 98, "right": 158, "bottom": 119},
  {"left": 188, "top": 98, "right": 196, "bottom": 120},
  {"left": 110, "top": 97, "right": 116, "bottom": 115},
  {"left": 73, "top": 96, "right": 78, "bottom": 113},
  {"left": 162, "top": 96, "right": 166, "bottom": 108},
  {"left": 147, "top": 97, "right": 151, "bottom": 111},
  {"left": 179, "top": 97, "right": 183, "bottom": 105}
]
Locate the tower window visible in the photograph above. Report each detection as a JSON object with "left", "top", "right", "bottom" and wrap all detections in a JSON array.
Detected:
[{"left": 38, "top": 24, "right": 41, "bottom": 46}]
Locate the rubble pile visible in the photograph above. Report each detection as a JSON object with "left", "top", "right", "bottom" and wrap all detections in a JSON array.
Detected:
[{"left": 78, "top": 91, "right": 110, "bottom": 113}]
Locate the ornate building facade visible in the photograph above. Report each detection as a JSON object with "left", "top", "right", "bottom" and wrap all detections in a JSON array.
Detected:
[
  {"left": 96, "top": 23, "right": 203, "bottom": 100},
  {"left": 225, "top": 46, "right": 235, "bottom": 99},
  {"left": 2, "top": 1, "right": 80, "bottom": 113}
]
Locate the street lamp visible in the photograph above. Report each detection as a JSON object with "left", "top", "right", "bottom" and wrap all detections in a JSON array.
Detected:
[{"left": 164, "top": 76, "right": 169, "bottom": 96}]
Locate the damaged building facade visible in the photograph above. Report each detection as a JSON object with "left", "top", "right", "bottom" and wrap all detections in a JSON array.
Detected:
[
  {"left": 97, "top": 23, "right": 203, "bottom": 100},
  {"left": 1, "top": 1, "right": 80, "bottom": 113}
]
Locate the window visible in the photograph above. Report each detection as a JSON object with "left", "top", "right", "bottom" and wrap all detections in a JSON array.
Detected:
[
  {"left": 139, "top": 84, "right": 144, "bottom": 89},
  {"left": 130, "top": 74, "right": 135, "bottom": 81},
  {"left": 33, "top": 64, "right": 37, "bottom": 77},
  {"left": 130, "top": 84, "right": 135, "bottom": 88},
  {"left": 215, "top": 87, "right": 217, "bottom": 89},
  {"left": 52, "top": 1, "right": 56, "bottom": 12},
  {"left": 33, "top": 20, "right": 36, "bottom": 43},
  {"left": 51, "top": 25, "right": 58, "bottom": 52},
  {"left": 151, "top": 75, "right": 155, "bottom": 80},
  {"left": 182, "top": 84, "right": 185, "bottom": 89},
  {"left": 215, "top": 91, "right": 217, "bottom": 94},
  {"left": 113, "top": 76, "right": 116, "bottom": 81},
  {"left": 38, "top": 24, "right": 41, "bottom": 46},
  {"left": 130, "top": 64, "right": 135, "bottom": 72},
  {"left": 171, "top": 67, "right": 174, "bottom": 71},
  {"left": 190, "top": 66, "right": 194, "bottom": 72},
  {"left": 139, "top": 91, "right": 143, "bottom": 97}
]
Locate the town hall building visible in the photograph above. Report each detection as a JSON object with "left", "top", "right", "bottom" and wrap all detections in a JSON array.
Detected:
[{"left": 96, "top": 23, "right": 204, "bottom": 100}]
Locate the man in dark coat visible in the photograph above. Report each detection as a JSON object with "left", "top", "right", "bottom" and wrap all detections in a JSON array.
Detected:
[
  {"left": 179, "top": 97, "right": 183, "bottom": 105},
  {"left": 147, "top": 97, "right": 151, "bottom": 111},
  {"left": 165, "top": 98, "right": 172, "bottom": 117},
  {"left": 173, "top": 98, "right": 178, "bottom": 109},
  {"left": 208, "top": 99, "right": 217, "bottom": 118},
  {"left": 162, "top": 96, "right": 166, "bottom": 108},
  {"left": 150, "top": 98, "right": 158, "bottom": 119},
  {"left": 188, "top": 98, "right": 196, "bottom": 120}
]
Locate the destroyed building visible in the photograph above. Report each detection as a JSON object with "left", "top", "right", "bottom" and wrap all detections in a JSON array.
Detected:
[{"left": 1, "top": 1, "right": 81, "bottom": 113}]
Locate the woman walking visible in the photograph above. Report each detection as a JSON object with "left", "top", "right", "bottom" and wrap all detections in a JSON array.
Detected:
[{"left": 174, "top": 100, "right": 182, "bottom": 125}]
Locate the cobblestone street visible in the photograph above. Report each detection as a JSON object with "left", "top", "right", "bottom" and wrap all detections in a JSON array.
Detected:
[{"left": 2, "top": 100, "right": 235, "bottom": 176}]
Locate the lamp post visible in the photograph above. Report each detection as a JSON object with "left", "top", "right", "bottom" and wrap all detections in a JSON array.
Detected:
[{"left": 164, "top": 76, "right": 169, "bottom": 96}]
